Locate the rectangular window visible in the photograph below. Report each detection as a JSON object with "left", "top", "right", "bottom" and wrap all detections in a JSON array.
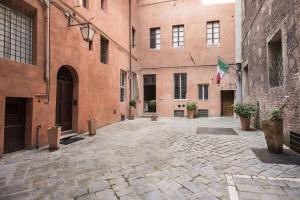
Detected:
[
  {"left": 172, "top": 25, "right": 184, "bottom": 48},
  {"left": 0, "top": 3, "right": 34, "bottom": 64},
  {"left": 132, "top": 72, "right": 137, "bottom": 100},
  {"left": 132, "top": 27, "right": 136, "bottom": 48},
  {"left": 207, "top": 21, "right": 220, "bottom": 45},
  {"left": 150, "top": 28, "right": 160, "bottom": 49},
  {"left": 101, "top": 0, "right": 106, "bottom": 10},
  {"left": 100, "top": 36, "right": 109, "bottom": 64},
  {"left": 198, "top": 84, "right": 209, "bottom": 100},
  {"left": 78, "top": 0, "right": 88, "bottom": 8},
  {"left": 174, "top": 73, "right": 187, "bottom": 99},
  {"left": 120, "top": 71, "right": 126, "bottom": 102},
  {"left": 268, "top": 31, "right": 283, "bottom": 88}
]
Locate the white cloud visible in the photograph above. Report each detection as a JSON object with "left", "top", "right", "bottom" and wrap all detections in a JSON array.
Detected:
[{"left": 202, "top": 0, "right": 235, "bottom": 5}]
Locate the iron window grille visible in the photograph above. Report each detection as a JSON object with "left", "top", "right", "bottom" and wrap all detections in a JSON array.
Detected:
[
  {"left": 120, "top": 71, "right": 126, "bottom": 102},
  {"left": 0, "top": 1, "right": 35, "bottom": 64},
  {"left": 207, "top": 21, "right": 220, "bottom": 45},
  {"left": 198, "top": 84, "right": 209, "bottom": 100},
  {"left": 174, "top": 73, "right": 187, "bottom": 99},
  {"left": 100, "top": 36, "right": 109, "bottom": 64},
  {"left": 173, "top": 25, "right": 184, "bottom": 48},
  {"left": 150, "top": 28, "right": 160, "bottom": 49},
  {"left": 132, "top": 72, "right": 138, "bottom": 100},
  {"left": 268, "top": 31, "right": 284, "bottom": 88}
]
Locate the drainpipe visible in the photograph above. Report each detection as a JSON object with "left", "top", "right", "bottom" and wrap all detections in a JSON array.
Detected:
[
  {"left": 129, "top": 0, "right": 132, "bottom": 101},
  {"left": 41, "top": 0, "right": 51, "bottom": 103}
]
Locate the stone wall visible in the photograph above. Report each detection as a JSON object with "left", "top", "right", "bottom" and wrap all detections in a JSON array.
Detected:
[{"left": 242, "top": 0, "right": 300, "bottom": 145}]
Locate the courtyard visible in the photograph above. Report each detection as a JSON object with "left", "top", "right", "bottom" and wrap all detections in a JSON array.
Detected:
[{"left": 0, "top": 117, "right": 300, "bottom": 200}]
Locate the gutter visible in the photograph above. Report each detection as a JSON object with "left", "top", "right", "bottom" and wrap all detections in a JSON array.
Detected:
[
  {"left": 129, "top": 0, "right": 132, "bottom": 100},
  {"left": 40, "top": 0, "right": 51, "bottom": 103}
]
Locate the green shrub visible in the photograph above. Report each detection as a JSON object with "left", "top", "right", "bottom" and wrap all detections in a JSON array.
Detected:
[
  {"left": 149, "top": 100, "right": 156, "bottom": 109},
  {"left": 129, "top": 99, "right": 136, "bottom": 108},
  {"left": 186, "top": 102, "right": 197, "bottom": 112},
  {"left": 268, "top": 99, "right": 288, "bottom": 121},
  {"left": 233, "top": 103, "right": 256, "bottom": 118}
]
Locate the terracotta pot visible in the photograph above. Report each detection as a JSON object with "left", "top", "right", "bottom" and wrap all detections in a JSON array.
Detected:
[
  {"left": 151, "top": 114, "right": 158, "bottom": 121},
  {"left": 128, "top": 106, "right": 135, "bottom": 120},
  {"left": 88, "top": 119, "right": 97, "bottom": 136},
  {"left": 240, "top": 116, "right": 251, "bottom": 130},
  {"left": 188, "top": 110, "right": 195, "bottom": 119},
  {"left": 47, "top": 126, "right": 61, "bottom": 150},
  {"left": 261, "top": 120, "right": 283, "bottom": 154}
]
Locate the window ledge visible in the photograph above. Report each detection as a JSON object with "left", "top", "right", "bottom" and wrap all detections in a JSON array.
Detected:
[{"left": 207, "top": 44, "right": 221, "bottom": 48}]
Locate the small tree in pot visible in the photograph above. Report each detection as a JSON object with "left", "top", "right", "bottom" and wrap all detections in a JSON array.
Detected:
[
  {"left": 128, "top": 99, "right": 136, "bottom": 120},
  {"left": 186, "top": 102, "right": 197, "bottom": 119},
  {"left": 233, "top": 103, "right": 256, "bottom": 130},
  {"left": 261, "top": 98, "right": 288, "bottom": 154},
  {"left": 149, "top": 100, "right": 158, "bottom": 121}
]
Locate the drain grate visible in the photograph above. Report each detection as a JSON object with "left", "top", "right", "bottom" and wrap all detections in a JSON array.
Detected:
[
  {"left": 196, "top": 127, "right": 237, "bottom": 135},
  {"left": 61, "top": 137, "right": 85, "bottom": 145}
]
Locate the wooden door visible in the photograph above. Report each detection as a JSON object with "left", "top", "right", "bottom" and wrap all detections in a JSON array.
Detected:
[
  {"left": 56, "top": 67, "right": 73, "bottom": 132},
  {"left": 221, "top": 91, "right": 234, "bottom": 116},
  {"left": 4, "top": 98, "right": 26, "bottom": 153}
]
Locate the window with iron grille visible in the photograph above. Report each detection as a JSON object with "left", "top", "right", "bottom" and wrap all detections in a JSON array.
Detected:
[
  {"left": 207, "top": 21, "right": 220, "bottom": 45},
  {"left": 100, "top": 36, "right": 109, "bottom": 64},
  {"left": 120, "top": 71, "right": 126, "bottom": 102},
  {"left": 198, "top": 84, "right": 209, "bottom": 100},
  {"left": 150, "top": 28, "right": 160, "bottom": 49},
  {"left": 0, "top": 2, "right": 34, "bottom": 64},
  {"left": 132, "top": 72, "right": 137, "bottom": 100},
  {"left": 173, "top": 25, "right": 184, "bottom": 48},
  {"left": 174, "top": 73, "right": 187, "bottom": 99},
  {"left": 268, "top": 31, "right": 283, "bottom": 88},
  {"left": 79, "top": 0, "right": 88, "bottom": 8}
]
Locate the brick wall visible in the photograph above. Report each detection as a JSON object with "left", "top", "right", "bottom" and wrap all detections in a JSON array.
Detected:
[{"left": 242, "top": 0, "right": 300, "bottom": 145}]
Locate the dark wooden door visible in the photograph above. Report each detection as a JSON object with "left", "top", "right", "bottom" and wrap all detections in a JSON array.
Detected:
[
  {"left": 221, "top": 91, "right": 234, "bottom": 116},
  {"left": 56, "top": 67, "right": 73, "bottom": 132},
  {"left": 4, "top": 98, "right": 26, "bottom": 153}
]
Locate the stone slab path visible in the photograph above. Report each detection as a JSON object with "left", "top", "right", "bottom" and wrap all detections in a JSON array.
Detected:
[{"left": 0, "top": 117, "right": 299, "bottom": 200}]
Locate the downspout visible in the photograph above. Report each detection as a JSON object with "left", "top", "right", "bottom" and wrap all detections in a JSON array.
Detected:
[
  {"left": 41, "top": 0, "right": 50, "bottom": 104},
  {"left": 129, "top": 0, "right": 132, "bottom": 101}
]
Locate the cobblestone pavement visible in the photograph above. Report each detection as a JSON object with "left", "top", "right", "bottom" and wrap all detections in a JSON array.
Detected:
[{"left": 0, "top": 117, "right": 299, "bottom": 200}]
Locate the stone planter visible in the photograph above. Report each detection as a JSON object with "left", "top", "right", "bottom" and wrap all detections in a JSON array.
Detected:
[
  {"left": 261, "top": 120, "right": 283, "bottom": 154},
  {"left": 240, "top": 116, "right": 251, "bottom": 130},
  {"left": 128, "top": 106, "right": 135, "bottom": 120},
  {"left": 47, "top": 126, "right": 61, "bottom": 150},
  {"left": 188, "top": 110, "right": 195, "bottom": 119},
  {"left": 88, "top": 119, "right": 97, "bottom": 136},
  {"left": 151, "top": 114, "right": 158, "bottom": 121}
]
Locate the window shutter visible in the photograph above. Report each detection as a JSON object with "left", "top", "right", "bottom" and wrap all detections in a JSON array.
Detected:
[
  {"left": 174, "top": 74, "right": 180, "bottom": 99},
  {"left": 100, "top": 36, "right": 109, "bottom": 64},
  {"left": 150, "top": 29, "right": 156, "bottom": 49},
  {"left": 199, "top": 85, "right": 203, "bottom": 100},
  {"left": 181, "top": 74, "right": 187, "bottom": 99},
  {"left": 204, "top": 85, "right": 209, "bottom": 99}
]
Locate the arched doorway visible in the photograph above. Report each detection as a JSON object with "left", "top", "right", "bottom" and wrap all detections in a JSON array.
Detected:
[{"left": 56, "top": 66, "right": 74, "bottom": 132}]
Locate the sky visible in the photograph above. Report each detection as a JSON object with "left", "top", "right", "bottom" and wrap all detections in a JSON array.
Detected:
[{"left": 202, "top": 0, "right": 235, "bottom": 5}]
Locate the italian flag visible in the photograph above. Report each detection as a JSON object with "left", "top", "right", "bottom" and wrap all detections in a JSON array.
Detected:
[{"left": 216, "top": 57, "right": 230, "bottom": 84}]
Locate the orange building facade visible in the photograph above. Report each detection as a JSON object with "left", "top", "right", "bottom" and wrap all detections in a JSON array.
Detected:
[{"left": 0, "top": 0, "right": 236, "bottom": 155}]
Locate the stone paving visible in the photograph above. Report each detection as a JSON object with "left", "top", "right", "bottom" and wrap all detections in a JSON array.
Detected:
[{"left": 0, "top": 117, "right": 299, "bottom": 200}]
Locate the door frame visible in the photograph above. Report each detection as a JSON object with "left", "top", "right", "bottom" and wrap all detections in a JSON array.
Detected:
[
  {"left": 143, "top": 74, "right": 156, "bottom": 113},
  {"left": 55, "top": 65, "right": 79, "bottom": 133},
  {"left": 221, "top": 90, "right": 235, "bottom": 117}
]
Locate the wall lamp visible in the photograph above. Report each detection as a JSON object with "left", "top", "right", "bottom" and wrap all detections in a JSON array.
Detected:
[{"left": 65, "top": 11, "right": 95, "bottom": 42}]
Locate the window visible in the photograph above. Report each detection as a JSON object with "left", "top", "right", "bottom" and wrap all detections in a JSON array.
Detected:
[
  {"left": 101, "top": 0, "right": 106, "bottom": 11},
  {"left": 79, "top": 0, "right": 88, "bottom": 8},
  {"left": 150, "top": 28, "right": 160, "bottom": 49},
  {"left": 198, "top": 84, "right": 209, "bottom": 100},
  {"left": 120, "top": 71, "right": 126, "bottom": 102},
  {"left": 207, "top": 21, "right": 220, "bottom": 45},
  {"left": 132, "top": 27, "right": 136, "bottom": 48},
  {"left": 268, "top": 31, "right": 283, "bottom": 88},
  {"left": 172, "top": 25, "right": 184, "bottom": 48},
  {"left": 174, "top": 73, "right": 187, "bottom": 99},
  {"left": 0, "top": 3, "right": 34, "bottom": 64},
  {"left": 100, "top": 36, "right": 109, "bottom": 64},
  {"left": 132, "top": 72, "right": 137, "bottom": 100}
]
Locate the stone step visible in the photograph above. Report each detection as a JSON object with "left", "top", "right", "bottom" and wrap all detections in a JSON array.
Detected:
[
  {"left": 60, "top": 133, "right": 78, "bottom": 140},
  {"left": 140, "top": 112, "right": 156, "bottom": 118}
]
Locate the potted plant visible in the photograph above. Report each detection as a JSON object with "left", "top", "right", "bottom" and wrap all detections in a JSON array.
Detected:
[
  {"left": 233, "top": 103, "right": 256, "bottom": 130},
  {"left": 261, "top": 98, "right": 288, "bottom": 154},
  {"left": 128, "top": 99, "right": 136, "bottom": 120},
  {"left": 186, "top": 102, "right": 197, "bottom": 119},
  {"left": 87, "top": 117, "right": 97, "bottom": 136},
  {"left": 47, "top": 126, "right": 61, "bottom": 150},
  {"left": 149, "top": 100, "right": 158, "bottom": 121}
]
